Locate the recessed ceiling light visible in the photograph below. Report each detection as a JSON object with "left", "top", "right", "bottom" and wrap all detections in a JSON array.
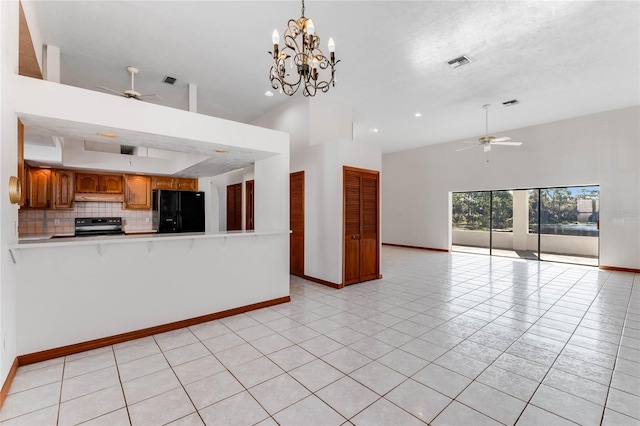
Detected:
[
  {"left": 215, "top": 149, "right": 228, "bottom": 153},
  {"left": 372, "top": 128, "right": 379, "bottom": 133},
  {"left": 265, "top": 91, "right": 274, "bottom": 97},
  {"left": 97, "top": 132, "right": 118, "bottom": 138},
  {"left": 414, "top": 112, "right": 422, "bottom": 118}
]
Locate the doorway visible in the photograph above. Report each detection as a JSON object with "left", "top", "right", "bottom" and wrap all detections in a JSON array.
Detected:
[
  {"left": 290, "top": 171, "right": 304, "bottom": 276},
  {"left": 451, "top": 186, "right": 599, "bottom": 266},
  {"left": 343, "top": 166, "right": 380, "bottom": 285},
  {"left": 226, "top": 183, "right": 242, "bottom": 231},
  {"left": 245, "top": 180, "right": 255, "bottom": 231}
]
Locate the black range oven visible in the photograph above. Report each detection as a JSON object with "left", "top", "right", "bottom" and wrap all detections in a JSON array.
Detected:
[{"left": 75, "top": 217, "right": 124, "bottom": 237}]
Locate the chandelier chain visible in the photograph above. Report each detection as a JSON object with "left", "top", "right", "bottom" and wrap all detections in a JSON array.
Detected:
[{"left": 301, "top": 0, "right": 305, "bottom": 17}]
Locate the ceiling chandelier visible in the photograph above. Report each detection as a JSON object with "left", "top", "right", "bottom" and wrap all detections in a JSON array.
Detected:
[{"left": 269, "top": 0, "right": 339, "bottom": 97}]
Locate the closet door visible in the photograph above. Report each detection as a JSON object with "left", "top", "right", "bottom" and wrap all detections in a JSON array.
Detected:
[
  {"left": 343, "top": 167, "right": 379, "bottom": 285},
  {"left": 290, "top": 172, "right": 305, "bottom": 276}
]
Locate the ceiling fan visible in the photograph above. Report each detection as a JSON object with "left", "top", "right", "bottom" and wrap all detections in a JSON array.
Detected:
[
  {"left": 457, "top": 104, "right": 522, "bottom": 153},
  {"left": 98, "top": 66, "right": 162, "bottom": 101}
]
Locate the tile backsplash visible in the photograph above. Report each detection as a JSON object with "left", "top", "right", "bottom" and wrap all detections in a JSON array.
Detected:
[{"left": 18, "top": 202, "right": 153, "bottom": 237}]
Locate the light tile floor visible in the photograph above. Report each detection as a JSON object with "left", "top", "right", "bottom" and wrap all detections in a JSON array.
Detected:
[{"left": 1, "top": 246, "right": 639, "bottom": 425}]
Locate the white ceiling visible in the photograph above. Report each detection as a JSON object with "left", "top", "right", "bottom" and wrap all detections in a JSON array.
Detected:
[{"left": 31, "top": 1, "right": 640, "bottom": 154}]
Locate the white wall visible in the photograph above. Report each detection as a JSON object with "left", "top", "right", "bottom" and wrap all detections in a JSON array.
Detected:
[
  {"left": 382, "top": 107, "right": 640, "bottom": 269},
  {"left": 15, "top": 233, "right": 290, "bottom": 355},
  {"left": 255, "top": 153, "right": 289, "bottom": 231},
  {"left": 309, "top": 97, "right": 352, "bottom": 146},
  {"left": 209, "top": 167, "right": 255, "bottom": 232},
  {"left": 255, "top": 96, "right": 382, "bottom": 285},
  {"left": 291, "top": 140, "right": 381, "bottom": 284},
  {"left": 0, "top": 0, "right": 20, "bottom": 387}
]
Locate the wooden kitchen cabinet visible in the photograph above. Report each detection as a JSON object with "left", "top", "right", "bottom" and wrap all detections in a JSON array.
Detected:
[
  {"left": 151, "top": 176, "right": 174, "bottom": 190},
  {"left": 151, "top": 176, "right": 198, "bottom": 191},
  {"left": 102, "top": 175, "right": 124, "bottom": 193},
  {"left": 27, "top": 167, "right": 51, "bottom": 209},
  {"left": 75, "top": 173, "right": 123, "bottom": 194},
  {"left": 123, "top": 175, "right": 152, "bottom": 210},
  {"left": 175, "top": 178, "right": 198, "bottom": 191},
  {"left": 52, "top": 169, "right": 75, "bottom": 209},
  {"left": 75, "top": 173, "right": 100, "bottom": 193}
]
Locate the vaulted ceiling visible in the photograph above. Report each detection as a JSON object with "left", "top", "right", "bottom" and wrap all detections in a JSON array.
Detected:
[{"left": 31, "top": 1, "right": 640, "bottom": 154}]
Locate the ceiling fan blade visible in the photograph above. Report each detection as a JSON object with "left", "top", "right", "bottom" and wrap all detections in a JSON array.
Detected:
[
  {"left": 141, "top": 94, "right": 163, "bottom": 101},
  {"left": 492, "top": 141, "right": 522, "bottom": 146},
  {"left": 492, "top": 136, "right": 511, "bottom": 142},
  {"left": 456, "top": 145, "right": 480, "bottom": 152},
  {"left": 462, "top": 141, "right": 477, "bottom": 144},
  {"left": 97, "top": 86, "right": 124, "bottom": 96}
]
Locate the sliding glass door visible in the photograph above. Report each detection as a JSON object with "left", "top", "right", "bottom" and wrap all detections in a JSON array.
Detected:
[
  {"left": 539, "top": 186, "right": 599, "bottom": 265},
  {"left": 490, "top": 190, "right": 516, "bottom": 258},
  {"left": 452, "top": 185, "right": 599, "bottom": 266},
  {"left": 451, "top": 191, "right": 491, "bottom": 255}
]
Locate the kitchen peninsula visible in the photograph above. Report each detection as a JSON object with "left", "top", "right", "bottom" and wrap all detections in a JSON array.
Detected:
[
  {"left": 12, "top": 75, "right": 291, "bottom": 363},
  {"left": 11, "top": 230, "right": 290, "bottom": 360}
]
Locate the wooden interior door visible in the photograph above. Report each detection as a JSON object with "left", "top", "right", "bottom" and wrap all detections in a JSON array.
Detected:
[
  {"left": 290, "top": 172, "right": 304, "bottom": 276},
  {"left": 246, "top": 180, "right": 255, "bottom": 231},
  {"left": 343, "top": 167, "right": 379, "bottom": 285},
  {"left": 226, "top": 183, "right": 242, "bottom": 231}
]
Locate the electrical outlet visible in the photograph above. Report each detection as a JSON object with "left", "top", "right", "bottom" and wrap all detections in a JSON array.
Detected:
[
  {"left": 54, "top": 219, "right": 60, "bottom": 225},
  {"left": 145, "top": 217, "right": 150, "bottom": 223}
]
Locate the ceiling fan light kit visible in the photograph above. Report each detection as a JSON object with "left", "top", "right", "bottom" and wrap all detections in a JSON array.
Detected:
[
  {"left": 456, "top": 104, "right": 523, "bottom": 157},
  {"left": 269, "top": 0, "right": 339, "bottom": 96}
]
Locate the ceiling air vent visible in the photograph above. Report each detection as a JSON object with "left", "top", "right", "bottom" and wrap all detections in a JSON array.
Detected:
[
  {"left": 502, "top": 99, "right": 520, "bottom": 106},
  {"left": 162, "top": 76, "right": 177, "bottom": 85},
  {"left": 120, "top": 145, "right": 135, "bottom": 155},
  {"left": 447, "top": 55, "right": 472, "bottom": 69}
]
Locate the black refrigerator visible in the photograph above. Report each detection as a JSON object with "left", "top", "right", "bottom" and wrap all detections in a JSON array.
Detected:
[{"left": 152, "top": 190, "right": 205, "bottom": 233}]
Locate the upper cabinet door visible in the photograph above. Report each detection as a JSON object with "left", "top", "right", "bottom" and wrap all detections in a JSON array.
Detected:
[
  {"left": 123, "top": 175, "right": 151, "bottom": 210},
  {"left": 100, "top": 175, "right": 124, "bottom": 193},
  {"left": 175, "top": 178, "right": 198, "bottom": 191},
  {"left": 151, "top": 176, "right": 174, "bottom": 190},
  {"left": 76, "top": 173, "right": 100, "bottom": 193},
  {"left": 75, "top": 173, "right": 123, "bottom": 194},
  {"left": 27, "top": 168, "right": 51, "bottom": 209},
  {"left": 52, "top": 170, "right": 74, "bottom": 209}
]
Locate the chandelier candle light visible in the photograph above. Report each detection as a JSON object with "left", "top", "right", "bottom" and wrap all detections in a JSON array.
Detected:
[{"left": 269, "top": 0, "right": 339, "bottom": 96}]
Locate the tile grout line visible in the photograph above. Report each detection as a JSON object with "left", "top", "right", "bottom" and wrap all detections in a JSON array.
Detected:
[
  {"left": 55, "top": 356, "right": 66, "bottom": 426},
  {"left": 110, "top": 345, "right": 133, "bottom": 426},
  {"left": 425, "top": 263, "right": 589, "bottom": 425},
  {"left": 153, "top": 331, "right": 209, "bottom": 425},
  {"left": 509, "top": 268, "right": 615, "bottom": 425},
  {"left": 598, "top": 273, "right": 637, "bottom": 425}
]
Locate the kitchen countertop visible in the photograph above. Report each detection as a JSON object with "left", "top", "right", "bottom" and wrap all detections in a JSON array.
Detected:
[{"left": 12, "top": 230, "right": 291, "bottom": 250}]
